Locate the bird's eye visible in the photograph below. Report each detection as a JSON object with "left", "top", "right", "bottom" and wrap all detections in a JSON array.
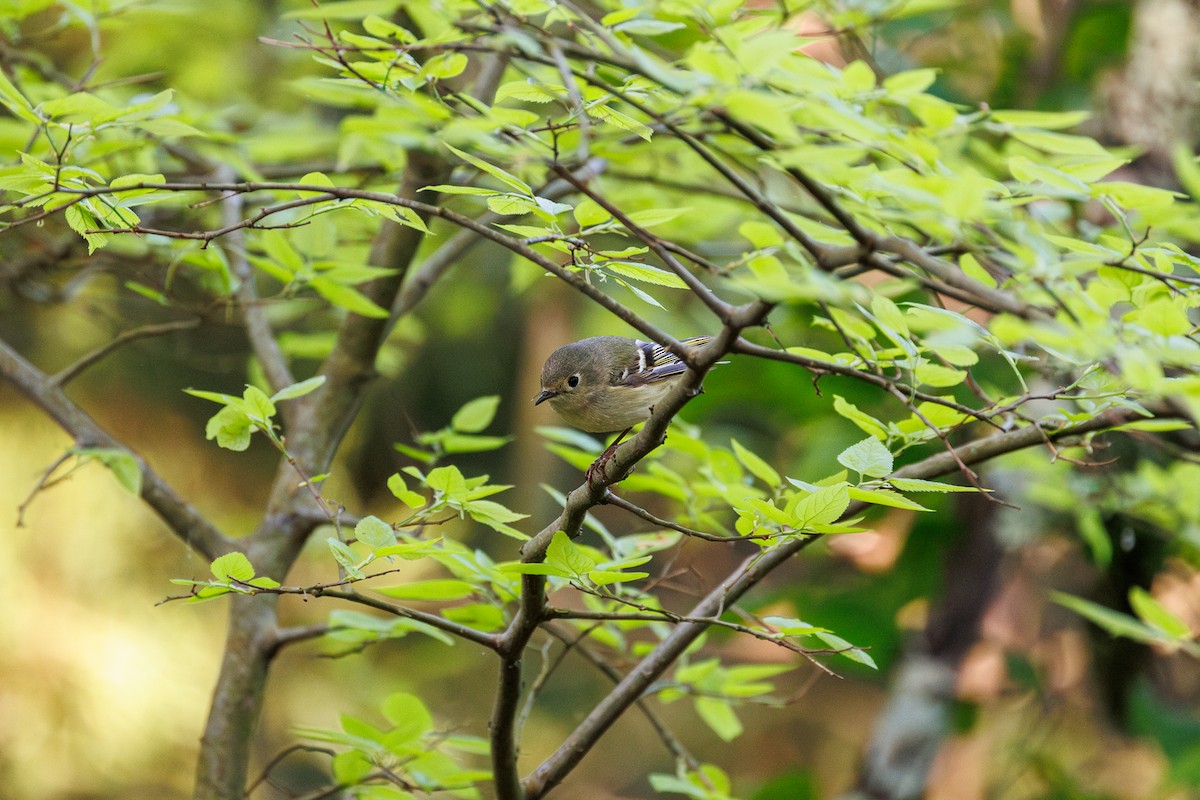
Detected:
[{"left": 567, "top": 374, "right": 580, "bottom": 389}]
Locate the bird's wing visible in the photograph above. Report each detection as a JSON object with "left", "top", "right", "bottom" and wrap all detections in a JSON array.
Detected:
[{"left": 620, "top": 336, "right": 712, "bottom": 386}]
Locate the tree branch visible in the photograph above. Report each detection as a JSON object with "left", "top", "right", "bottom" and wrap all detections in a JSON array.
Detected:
[
  {"left": 520, "top": 404, "right": 1173, "bottom": 798},
  {"left": 220, "top": 165, "right": 296, "bottom": 401},
  {"left": 49, "top": 318, "right": 201, "bottom": 387},
  {"left": 0, "top": 336, "right": 235, "bottom": 559}
]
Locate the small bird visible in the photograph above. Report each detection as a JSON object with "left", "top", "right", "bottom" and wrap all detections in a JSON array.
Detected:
[
  {"left": 534, "top": 335, "right": 711, "bottom": 483},
  {"left": 534, "top": 335, "right": 711, "bottom": 433}
]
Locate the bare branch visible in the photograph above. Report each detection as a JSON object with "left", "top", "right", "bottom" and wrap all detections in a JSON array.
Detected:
[
  {"left": 50, "top": 318, "right": 202, "bottom": 387},
  {"left": 219, "top": 166, "right": 295, "bottom": 399},
  {"left": 0, "top": 337, "right": 235, "bottom": 559}
]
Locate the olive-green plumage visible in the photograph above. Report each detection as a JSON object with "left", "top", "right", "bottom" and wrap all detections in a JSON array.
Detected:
[{"left": 534, "top": 335, "right": 710, "bottom": 433}]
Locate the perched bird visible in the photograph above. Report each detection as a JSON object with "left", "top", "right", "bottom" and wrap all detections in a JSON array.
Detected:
[{"left": 534, "top": 335, "right": 711, "bottom": 433}]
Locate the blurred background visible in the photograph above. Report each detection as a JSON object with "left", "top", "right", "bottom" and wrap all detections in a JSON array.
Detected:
[{"left": 2, "top": 1, "right": 1199, "bottom": 798}]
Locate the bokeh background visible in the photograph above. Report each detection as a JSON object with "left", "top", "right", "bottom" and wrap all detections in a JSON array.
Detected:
[{"left": 2, "top": 1, "right": 1199, "bottom": 798}]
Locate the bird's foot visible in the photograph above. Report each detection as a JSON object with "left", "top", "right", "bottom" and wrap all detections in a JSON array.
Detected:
[{"left": 586, "top": 427, "right": 632, "bottom": 488}]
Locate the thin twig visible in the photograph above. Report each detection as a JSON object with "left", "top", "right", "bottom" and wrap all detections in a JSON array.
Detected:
[{"left": 50, "top": 318, "right": 201, "bottom": 387}]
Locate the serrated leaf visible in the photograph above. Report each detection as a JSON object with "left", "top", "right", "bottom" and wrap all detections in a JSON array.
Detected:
[
  {"left": 847, "top": 487, "right": 930, "bottom": 511},
  {"left": 791, "top": 484, "right": 850, "bottom": 528},
  {"left": 546, "top": 530, "right": 596, "bottom": 576},
  {"left": 603, "top": 261, "right": 687, "bottom": 288},
  {"left": 746, "top": 497, "right": 790, "bottom": 526},
  {"left": 380, "top": 691, "right": 433, "bottom": 742},
  {"left": 838, "top": 437, "right": 894, "bottom": 478}
]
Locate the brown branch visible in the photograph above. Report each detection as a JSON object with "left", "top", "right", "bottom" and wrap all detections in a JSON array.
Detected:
[
  {"left": 219, "top": 166, "right": 295, "bottom": 400},
  {"left": 0, "top": 336, "right": 235, "bottom": 559},
  {"left": 47, "top": 319, "right": 201, "bottom": 387},
  {"left": 543, "top": 620, "right": 702, "bottom": 770},
  {"left": 520, "top": 404, "right": 1175, "bottom": 798}
]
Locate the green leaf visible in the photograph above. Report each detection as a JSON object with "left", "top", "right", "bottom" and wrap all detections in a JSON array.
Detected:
[
  {"left": 328, "top": 538, "right": 365, "bottom": 580},
  {"left": 386, "top": 473, "right": 426, "bottom": 508},
  {"left": 242, "top": 385, "right": 276, "bottom": 424},
  {"left": 588, "top": 103, "right": 653, "bottom": 141},
  {"left": 76, "top": 447, "right": 142, "bottom": 495},
  {"left": 210, "top": 552, "right": 255, "bottom": 582},
  {"left": 791, "top": 484, "right": 850, "bottom": 528},
  {"left": 847, "top": 487, "right": 931, "bottom": 512},
  {"left": 589, "top": 569, "right": 650, "bottom": 585},
  {"left": 332, "top": 751, "right": 373, "bottom": 785},
  {"left": 451, "top": 395, "right": 501, "bottom": 433},
  {"left": 832, "top": 395, "right": 888, "bottom": 439},
  {"left": 573, "top": 198, "right": 609, "bottom": 227},
  {"left": 309, "top": 277, "right": 390, "bottom": 318},
  {"left": 270, "top": 375, "right": 327, "bottom": 402},
  {"left": 837, "top": 437, "right": 894, "bottom": 478},
  {"left": 464, "top": 499, "right": 529, "bottom": 539},
  {"left": 991, "top": 109, "right": 1090, "bottom": 130},
  {"left": 888, "top": 478, "right": 980, "bottom": 493},
  {"left": 959, "top": 253, "right": 997, "bottom": 288},
  {"left": 870, "top": 294, "right": 909, "bottom": 337},
  {"left": 603, "top": 261, "right": 688, "bottom": 288},
  {"left": 380, "top": 691, "right": 433, "bottom": 743},
  {"left": 0, "top": 69, "right": 39, "bottom": 122},
  {"left": 546, "top": 530, "right": 596, "bottom": 576},
  {"left": 731, "top": 439, "right": 780, "bottom": 487},
  {"left": 285, "top": 0, "right": 404, "bottom": 20},
  {"left": 1051, "top": 591, "right": 1165, "bottom": 644},
  {"left": 914, "top": 363, "right": 966, "bottom": 388},
  {"left": 438, "top": 433, "right": 513, "bottom": 454},
  {"left": 426, "top": 465, "right": 468, "bottom": 497},
  {"left": 355, "top": 515, "right": 396, "bottom": 550},
  {"left": 205, "top": 405, "right": 254, "bottom": 451},
  {"left": 374, "top": 579, "right": 477, "bottom": 601},
  {"left": 445, "top": 144, "right": 532, "bottom": 195},
  {"left": 814, "top": 631, "right": 877, "bottom": 669},
  {"left": 422, "top": 52, "right": 468, "bottom": 81},
  {"left": 1075, "top": 507, "right": 1112, "bottom": 569},
  {"left": 694, "top": 696, "right": 742, "bottom": 741},
  {"left": 1129, "top": 587, "right": 1191, "bottom": 639}
]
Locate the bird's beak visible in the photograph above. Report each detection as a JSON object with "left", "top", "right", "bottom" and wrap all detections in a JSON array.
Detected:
[{"left": 534, "top": 388, "right": 556, "bottom": 405}]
